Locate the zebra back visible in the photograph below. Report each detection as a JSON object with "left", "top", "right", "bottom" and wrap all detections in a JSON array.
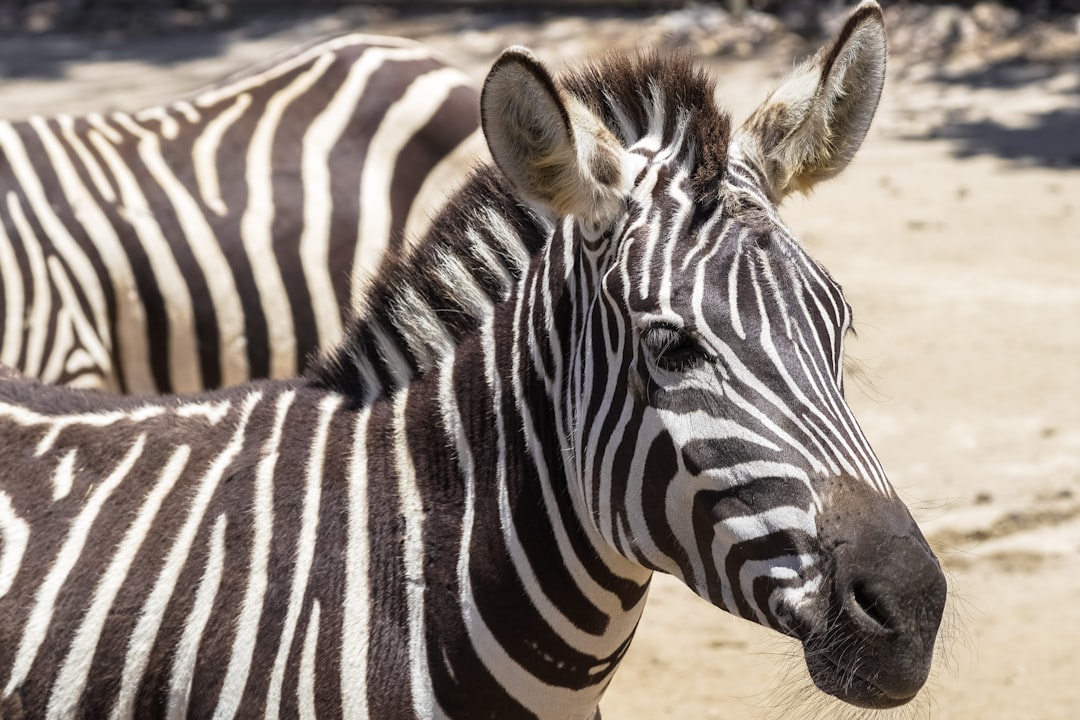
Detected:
[{"left": 0, "top": 34, "right": 482, "bottom": 394}]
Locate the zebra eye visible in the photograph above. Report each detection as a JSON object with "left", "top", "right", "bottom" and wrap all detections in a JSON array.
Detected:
[{"left": 642, "top": 324, "right": 711, "bottom": 373}]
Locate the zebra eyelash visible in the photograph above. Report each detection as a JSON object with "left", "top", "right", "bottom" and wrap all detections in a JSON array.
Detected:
[{"left": 641, "top": 323, "right": 713, "bottom": 373}]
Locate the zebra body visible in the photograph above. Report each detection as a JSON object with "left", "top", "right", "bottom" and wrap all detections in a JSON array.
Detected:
[
  {"left": 0, "top": 34, "right": 481, "bottom": 394},
  {"left": 0, "top": 368, "right": 643, "bottom": 719},
  {"left": 0, "top": 4, "right": 946, "bottom": 717}
]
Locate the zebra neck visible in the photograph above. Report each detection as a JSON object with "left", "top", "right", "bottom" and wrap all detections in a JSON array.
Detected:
[{"left": 394, "top": 311, "right": 651, "bottom": 715}]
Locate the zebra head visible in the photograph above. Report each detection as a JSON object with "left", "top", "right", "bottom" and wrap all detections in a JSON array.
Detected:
[{"left": 481, "top": 1, "right": 945, "bottom": 710}]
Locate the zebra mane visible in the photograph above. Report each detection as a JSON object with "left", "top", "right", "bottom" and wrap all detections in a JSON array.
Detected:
[
  {"left": 560, "top": 51, "right": 732, "bottom": 202},
  {"left": 307, "top": 51, "right": 733, "bottom": 402},
  {"left": 306, "top": 166, "right": 546, "bottom": 401}
]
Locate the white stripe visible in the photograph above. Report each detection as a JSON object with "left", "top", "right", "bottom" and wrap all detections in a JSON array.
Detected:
[
  {"left": 39, "top": 296, "right": 75, "bottom": 384},
  {"left": 52, "top": 114, "right": 154, "bottom": 391},
  {"left": 734, "top": 553, "right": 816, "bottom": 628},
  {"left": 464, "top": 227, "right": 512, "bottom": 294},
  {"left": 6, "top": 192, "right": 51, "bottom": 378},
  {"left": 508, "top": 273, "right": 636, "bottom": 639},
  {"left": 50, "top": 449, "right": 78, "bottom": 501},
  {"left": 433, "top": 246, "right": 493, "bottom": 323},
  {"left": 352, "top": 64, "right": 468, "bottom": 307},
  {"left": 0, "top": 398, "right": 225, "bottom": 445},
  {"left": 0, "top": 121, "right": 110, "bottom": 349},
  {"left": 0, "top": 197, "right": 25, "bottom": 368},
  {"left": 133, "top": 106, "right": 179, "bottom": 140},
  {"left": 656, "top": 166, "right": 693, "bottom": 318},
  {"left": 45, "top": 445, "right": 191, "bottom": 720},
  {"left": 111, "top": 112, "right": 250, "bottom": 388},
  {"left": 264, "top": 394, "right": 341, "bottom": 719},
  {"left": 66, "top": 363, "right": 105, "bottom": 389},
  {"left": 790, "top": 261, "right": 839, "bottom": 368},
  {"left": 720, "top": 504, "right": 817, "bottom": 543},
  {"left": 390, "top": 284, "right": 452, "bottom": 372},
  {"left": 462, "top": 321, "right": 624, "bottom": 718},
  {"left": 749, "top": 264, "right": 863, "bottom": 479},
  {"left": 695, "top": 285, "right": 833, "bottom": 475},
  {"left": 56, "top": 113, "right": 116, "bottom": 203},
  {"left": 447, "top": 345, "right": 537, "bottom": 710},
  {"left": 439, "top": 356, "right": 605, "bottom": 716},
  {"left": 300, "top": 49, "right": 433, "bottom": 352},
  {"left": 175, "top": 400, "right": 232, "bottom": 423},
  {"left": 391, "top": 390, "right": 435, "bottom": 718},
  {"left": 575, "top": 300, "right": 651, "bottom": 580},
  {"left": 297, "top": 601, "right": 321, "bottom": 720},
  {"left": 623, "top": 423, "right": 669, "bottom": 572},
  {"left": 213, "top": 390, "right": 296, "bottom": 720},
  {"left": 86, "top": 112, "right": 122, "bottom": 143},
  {"left": 727, "top": 250, "right": 746, "bottom": 340},
  {"left": 172, "top": 100, "right": 201, "bottom": 124},
  {"left": 192, "top": 93, "right": 251, "bottom": 217},
  {"left": 109, "top": 393, "right": 260, "bottom": 720},
  {"left": 241, "top": 53, "right": 338, "bottom": 381},
  {"left": 87, "top": 115, "right": 202, "bottom": 393},
  {"left": 0, "top": 400, "right": 165, "bottom": 457},
  {"left": 46, "top": 255, "right": 113, "bottom": 382},
  {"left": 369, "top": 318, "right": 411, "bottom": 388},
  {"left": 481, "top": 207, "right": 532, "bottom": 277},
  {"left": 632, "top": 150, "right": 665, "bottom": 301},
  {"left": 3, "top": 435, "right": 146, "bottom": 700},
  {"left": 569, "top": 259, "right": 650, "bottom": 583},
  {"left": 791, "top": 331, "right": 881, "bottom": 486},
  {"left": 64, "top": 349, "right": 97, "bottom": 376},
  {"left": 167, "top": 512, "right": 228, "bottom": 720},
  {"left": 593, "top": 391, "right": 632, "bottom": 546},
  {"left": 0, "top": 398, "right": 227, "bottom": 450},
  {"left": 0, "top": 490, "right": 29, "bottom": 600},
  {"left": 341, "top": 407, "right": 372, "bottom": 720}
]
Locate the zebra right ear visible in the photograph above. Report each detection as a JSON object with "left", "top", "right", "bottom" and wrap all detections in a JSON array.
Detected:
[
  {"left": 481, "top": 47, "right": 626, "bottom": 229},
  {"left": 737, "top": 0, "right": 887, "bottom": 201}
]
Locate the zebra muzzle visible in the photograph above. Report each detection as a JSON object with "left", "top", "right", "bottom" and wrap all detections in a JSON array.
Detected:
[{"left": 804, "top": 479, "right": 948, "bottom": 708}]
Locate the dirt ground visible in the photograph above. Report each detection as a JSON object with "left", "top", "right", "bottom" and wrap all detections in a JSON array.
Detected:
[{"left": 1, "top": 5, "right": 1078, "bottom": 718}]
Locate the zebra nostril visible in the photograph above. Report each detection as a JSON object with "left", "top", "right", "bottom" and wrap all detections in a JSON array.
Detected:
[{"left": 850, "top": 580, "right": 891, "bottom": 632}]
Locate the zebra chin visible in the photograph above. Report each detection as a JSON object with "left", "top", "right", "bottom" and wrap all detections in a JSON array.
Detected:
[{"left": 794, "top": 477, "right": 948, "bottom": 709}]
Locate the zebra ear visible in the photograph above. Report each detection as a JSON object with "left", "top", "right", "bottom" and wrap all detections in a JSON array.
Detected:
[
  {"left": 481, "top": 47, "right": 626, "bottom": 229},
  {"left": 737, "top": 0, "right": 887, "bottom": 201}
]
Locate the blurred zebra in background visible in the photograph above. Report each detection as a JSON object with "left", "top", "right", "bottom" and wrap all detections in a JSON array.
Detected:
[{"left": 0, "top": 33, "right": 482, "bottom": 394}]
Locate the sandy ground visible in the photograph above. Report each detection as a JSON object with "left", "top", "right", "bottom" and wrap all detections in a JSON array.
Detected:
[{"left": 1, "top": 6, "right": 1078, "bottom": 719}]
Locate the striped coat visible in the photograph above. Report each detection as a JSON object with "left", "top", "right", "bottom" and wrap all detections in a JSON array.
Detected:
[
  {"left": 0, "top": 4, "right": 946, "bottom": 717},
  {"left": 0, "top": 34, "right": 482, "bottom": 394}
]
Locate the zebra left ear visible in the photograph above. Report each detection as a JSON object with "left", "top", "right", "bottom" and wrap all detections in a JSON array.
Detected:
[
  {"left": 737, "top": 0, "right": 887, "bottom": 201},
  {"left": 481, "top": 47, "right": 627, "bottom": 229}
]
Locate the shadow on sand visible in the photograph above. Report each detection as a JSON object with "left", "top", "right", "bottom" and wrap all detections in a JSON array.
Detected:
[
  {"left": 931, "top": 106, "right": 1080, "bottom": 168},
  {"left": 911, "top": 55, "right": 1080, "bottom": 168},
  {"left": 0, "top": 8, "right": 350, "bottom": 82}
]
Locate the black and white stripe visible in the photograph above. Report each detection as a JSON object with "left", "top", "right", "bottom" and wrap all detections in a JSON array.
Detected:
[
  {"left": 0, "top": 33, "right": 481, "bottom": 394},
  {"left": 0, "top": 5, "right": 945, "bottom": 717}
]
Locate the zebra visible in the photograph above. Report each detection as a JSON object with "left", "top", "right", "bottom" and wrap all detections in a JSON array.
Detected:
[
  {"left": 0, "top": 33, "right": 482, "bottom": 395},
  {"left": 0, "top": 3, "right": 946, "bottom": 717}
]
